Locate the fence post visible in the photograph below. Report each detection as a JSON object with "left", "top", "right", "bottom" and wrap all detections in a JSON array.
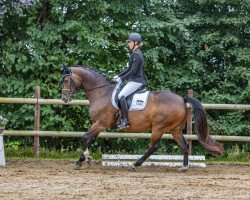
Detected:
[
  {"left": 0, "top": 127, "right": 6, "bottom": 166},
  {"left": 34, "top": 86, "right": 40, "bottom": 157},
  {"left": 187, "top": 89, "right": 193, "bottom": 155}
]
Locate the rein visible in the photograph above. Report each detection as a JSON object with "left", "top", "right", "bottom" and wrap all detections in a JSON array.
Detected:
[{"left": 84, "top": 83, "right": 114, "bottom": 92}]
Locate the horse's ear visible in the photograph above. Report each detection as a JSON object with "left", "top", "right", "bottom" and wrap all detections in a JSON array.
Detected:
[
  {"left": 61, "top": 64, "right": 66, "bottom": 74},
  {"left": 61, "top": 64, "right": 71, "bottom": 75}
]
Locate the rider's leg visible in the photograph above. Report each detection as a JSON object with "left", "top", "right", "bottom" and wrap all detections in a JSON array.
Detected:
[
  {"left": 118, "top": 81, "right": 143, "bottom": 129},
  {"left": 118, "top": 81, "right": 143, "bottom": 99},
  {"left": 119, "top": 95, "right": 130, "bottom": 128}
]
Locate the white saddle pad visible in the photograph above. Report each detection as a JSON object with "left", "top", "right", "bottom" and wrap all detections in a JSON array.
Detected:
[{"left": 111, "top": 84, "right": 150, "bottom": 111}]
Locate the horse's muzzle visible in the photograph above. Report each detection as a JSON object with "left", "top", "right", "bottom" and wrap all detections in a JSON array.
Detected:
[
  {"left": 62, "top": 97, "right": 68, "bottom": 103},
  {"left": 62, "top": 95, "right": 72, "bottom": 103},
  {"left": 62, "top": 89, "right": 72, "bottom": 103}
]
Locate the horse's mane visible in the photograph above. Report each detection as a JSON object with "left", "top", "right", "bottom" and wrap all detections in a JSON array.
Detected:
[{"left": 78, "top": 65, "right": 112, "bottom": 82}]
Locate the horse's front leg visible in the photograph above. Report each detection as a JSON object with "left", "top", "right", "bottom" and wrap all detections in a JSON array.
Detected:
[
  {"left": 75, "top": 123, "right": 105, "bottom": 170},
  {"left": 75, "top": 131, "right": 93, "bottom": 169}
]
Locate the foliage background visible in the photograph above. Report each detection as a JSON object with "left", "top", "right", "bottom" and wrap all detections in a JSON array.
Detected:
[{"left": 0, "top": 0, "right": 249, "bottom": 155}]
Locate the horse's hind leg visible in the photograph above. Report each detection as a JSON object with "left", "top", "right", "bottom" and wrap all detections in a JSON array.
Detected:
[
  {"left": 170, "top": 129, "right": 189, "bottom": 170},
  {"left": 133, "top": 131, "right": 164, "bottom": 169}
]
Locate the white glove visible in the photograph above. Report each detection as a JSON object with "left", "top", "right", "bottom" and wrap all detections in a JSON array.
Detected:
[
  {"left": 112, "top": 75, "right": 122, "bottom": 83},
  {"left": 116, "top": 77, "right": 122, "bottom": 84}
]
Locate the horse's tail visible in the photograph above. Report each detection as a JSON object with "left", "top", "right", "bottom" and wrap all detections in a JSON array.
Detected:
[{"left": 184, "top": 97, "right": 223, "bottom": 155}]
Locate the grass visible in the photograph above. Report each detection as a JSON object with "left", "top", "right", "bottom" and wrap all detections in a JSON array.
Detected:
[
  {"left": 4, "top": 146, "right": 250, "bottom": 164},
  {"left": 206, "top": 154, "right": 250, "bottom": 163},
  {"left": 5, "top": 147, "right": 102, "bottom": 160},
  {"left": 206, "top": 144, "right": 250, "bottom": 163}
]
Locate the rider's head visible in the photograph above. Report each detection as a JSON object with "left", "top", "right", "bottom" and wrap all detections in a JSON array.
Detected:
[{"left": 126, "top": 32, "right": 142, "bottom": 51}]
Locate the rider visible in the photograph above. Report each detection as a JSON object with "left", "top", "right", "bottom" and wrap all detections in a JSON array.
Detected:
[{"left": 113, "top": 32, "right": 147, "bottom": 129}]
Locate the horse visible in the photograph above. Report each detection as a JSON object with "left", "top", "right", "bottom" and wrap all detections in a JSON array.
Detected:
[{"left": 61, "top": 65, "right": 223, "bottom": 170}]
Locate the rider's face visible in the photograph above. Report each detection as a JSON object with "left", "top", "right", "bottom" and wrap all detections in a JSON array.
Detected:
[{"left": 127, "top": 40, "right": 136, "bottom": 50}]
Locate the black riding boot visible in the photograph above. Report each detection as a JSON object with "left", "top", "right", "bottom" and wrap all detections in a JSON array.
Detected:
[{"left": 118, "top": 96, "right": 130, "bottom": 129}]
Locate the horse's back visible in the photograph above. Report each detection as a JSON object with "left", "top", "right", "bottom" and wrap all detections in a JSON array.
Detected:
[{"left": 149, "top": 90, "right": 185, "bottom": 106}]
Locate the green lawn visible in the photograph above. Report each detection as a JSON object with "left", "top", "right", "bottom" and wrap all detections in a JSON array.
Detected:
[{"left": 4, "top": 147, "right": 250, "bottom": 164}]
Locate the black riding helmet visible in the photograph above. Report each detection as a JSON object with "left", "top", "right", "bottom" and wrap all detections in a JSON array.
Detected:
[{"left": 126, "top": 33, "right": 142, "bottom": 43}]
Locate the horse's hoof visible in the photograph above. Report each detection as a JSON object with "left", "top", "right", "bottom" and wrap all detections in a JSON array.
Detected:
[
  {"left": 129, "top": 164, "right": 138, "bottom": 172},
  {"left": 74, "top": 163, "right": 82, "bottom": 170},
  {"left": 87, "top": 156, "right": 93, "bottom": 167},
  {"left": 178, "top": 166, "right": 189, "bottom": 171}
]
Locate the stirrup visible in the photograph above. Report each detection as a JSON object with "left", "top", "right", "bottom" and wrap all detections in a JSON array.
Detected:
[{"left": 118, "top": 119, "right": 130, "bottom": 129}]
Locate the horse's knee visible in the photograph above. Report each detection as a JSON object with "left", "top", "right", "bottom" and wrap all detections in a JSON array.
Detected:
[{"left": 82, "top": 132, "right": 92, "bottom": 145}]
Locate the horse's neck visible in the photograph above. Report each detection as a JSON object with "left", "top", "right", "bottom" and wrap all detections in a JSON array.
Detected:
[
  {"left": 78, "top": 68, "right": 114, "bottom": 103},
  {"left": 86, "top": 85, "right": 114, "bottom": 105}
]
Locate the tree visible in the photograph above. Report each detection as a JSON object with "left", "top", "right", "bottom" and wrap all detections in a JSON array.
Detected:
[{"left": 0, "top": 0, "right": 249, "bottom": 152}]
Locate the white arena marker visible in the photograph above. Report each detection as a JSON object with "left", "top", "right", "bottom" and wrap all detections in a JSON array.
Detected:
[
  {"left": 102, "top": 154, "right": 206, "bottom": 168},
  {"left": 0, "top": 128, "right": 6, "bottom": 166}
]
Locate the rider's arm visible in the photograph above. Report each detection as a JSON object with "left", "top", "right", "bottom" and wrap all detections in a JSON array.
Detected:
[
  {"left": 118, "top": 54, "right": 134, "bottom": 77},
  {"left": 118, "top": 66, "right": 131, "bottom": 77}
]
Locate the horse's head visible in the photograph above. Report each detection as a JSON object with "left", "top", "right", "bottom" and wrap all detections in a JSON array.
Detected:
[{"left": 61, "top": 64, "right": 82, "bottom": 103}]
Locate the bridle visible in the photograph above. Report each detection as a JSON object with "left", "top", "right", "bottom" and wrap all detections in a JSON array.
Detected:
[{"left": 61, "top": 74, "right": 78, "bottom": 102}]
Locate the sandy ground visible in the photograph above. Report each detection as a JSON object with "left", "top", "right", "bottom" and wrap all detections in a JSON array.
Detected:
[{"left": 0, "top": 158, "right": 249, "bottom": 200}]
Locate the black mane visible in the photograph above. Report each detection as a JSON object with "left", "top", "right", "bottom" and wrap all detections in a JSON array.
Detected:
[{"left": 78, "top": 65, "right": 112, "bottom": 82}]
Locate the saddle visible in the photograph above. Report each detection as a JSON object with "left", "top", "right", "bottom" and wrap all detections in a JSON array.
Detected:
[{"left": 111, "top": 83, "right": 150, "bottom": 111}]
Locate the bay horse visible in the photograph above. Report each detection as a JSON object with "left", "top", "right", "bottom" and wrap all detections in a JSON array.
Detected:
[{"left": 61, "top": 65, "right": 223, "bottom": 170}]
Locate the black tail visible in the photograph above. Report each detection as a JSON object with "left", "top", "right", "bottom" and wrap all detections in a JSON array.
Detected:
[{"left": 184, "top": 97, "right": 223, "bottom": 155}]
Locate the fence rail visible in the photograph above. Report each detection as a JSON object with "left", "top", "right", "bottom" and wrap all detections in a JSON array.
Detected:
[
  {"left": 4, "top": 130, "right": 250, "bottom": 142},
  {"left": 1, "top": 97, "right": 250, "bottom": 110},
  {"left": 1, "top": 86, "right": 249, "bottom": 157},
  {"left": 0, "top": 98, "right": 90, "bottom": 106}
]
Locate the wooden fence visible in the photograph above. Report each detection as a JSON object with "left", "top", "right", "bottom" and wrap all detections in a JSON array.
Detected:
[{"left": 1, "top": 86, "right": 250, "bottom": 157}]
